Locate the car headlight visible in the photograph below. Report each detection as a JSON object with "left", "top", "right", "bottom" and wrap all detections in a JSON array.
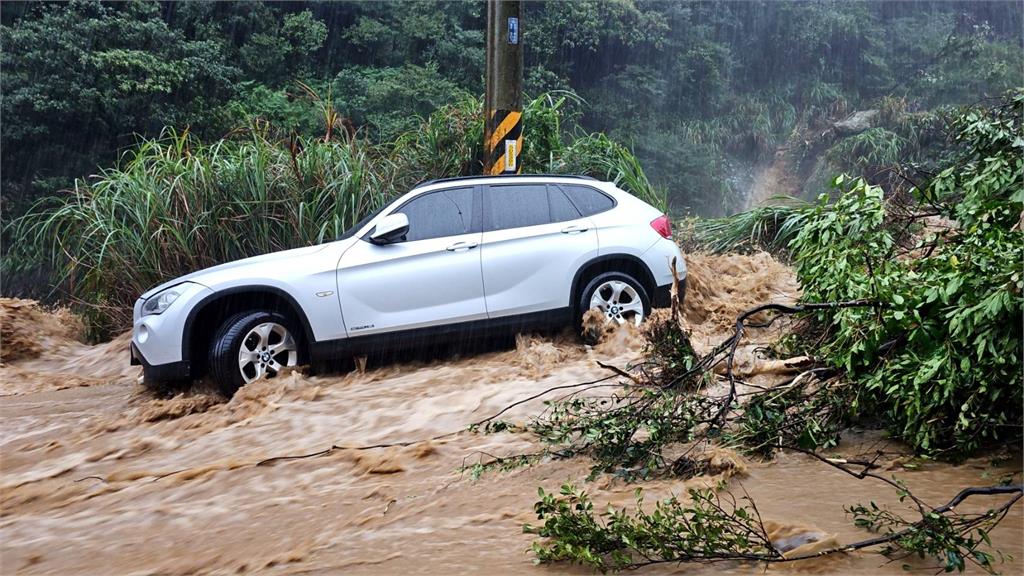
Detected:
[{"left": 142, "top": 286, "right": 184, "bottom": 316}]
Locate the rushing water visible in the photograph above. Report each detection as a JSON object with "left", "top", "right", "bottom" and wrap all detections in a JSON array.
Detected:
[{"left": 2, "top": 255, "right": 1020, "bottom": 575}]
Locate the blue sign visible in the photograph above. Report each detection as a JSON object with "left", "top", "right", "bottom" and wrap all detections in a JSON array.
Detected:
[{"left": 508, "top": 17, "right": 519, "bottom": 45}]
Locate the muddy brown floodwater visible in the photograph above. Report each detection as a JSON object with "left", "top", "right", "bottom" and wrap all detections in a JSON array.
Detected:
[{"left": 2, "top": 254, "right": 1021, "bottom": 575}]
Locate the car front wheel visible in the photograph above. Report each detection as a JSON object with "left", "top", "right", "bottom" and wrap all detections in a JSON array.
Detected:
[{"left": 209, "top": 311, "right": 299, "bottom": 396}]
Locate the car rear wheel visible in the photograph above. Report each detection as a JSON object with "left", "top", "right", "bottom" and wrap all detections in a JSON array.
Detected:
[
  {"left": 579, "top": 271, "right": 650, "bottom": 328},
  {"left": 209, "top": 311, "right": 299, "bottom": 397}
]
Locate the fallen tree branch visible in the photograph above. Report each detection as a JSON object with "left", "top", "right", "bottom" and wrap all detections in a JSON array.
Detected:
[
  {"left": 527, "top": 478, "right": 1023, "bottom": 572},
  {"left": 708, "top": 300, "right": 881, "bottom": 432}
]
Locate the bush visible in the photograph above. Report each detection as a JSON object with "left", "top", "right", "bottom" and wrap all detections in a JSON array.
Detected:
[
  {"left": 791, "top": 91, "right": 1023, "bottom": 456},
  {"left": 825, "top": 127, "right": 907, "bottom": 171}
]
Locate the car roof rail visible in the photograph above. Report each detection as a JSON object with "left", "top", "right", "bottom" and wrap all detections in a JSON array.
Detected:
[{"left": 412, "top": 173, "right": 599, "bottom": 189}]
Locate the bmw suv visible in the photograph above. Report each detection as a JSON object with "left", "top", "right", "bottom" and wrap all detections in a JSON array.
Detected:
[{"left": 131, "top": 175, "right": 686, "bottom": 395}]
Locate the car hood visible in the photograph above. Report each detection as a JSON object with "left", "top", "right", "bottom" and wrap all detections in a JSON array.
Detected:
[{"left": 140, "top": 243, "right": 342, "bottom": 300}]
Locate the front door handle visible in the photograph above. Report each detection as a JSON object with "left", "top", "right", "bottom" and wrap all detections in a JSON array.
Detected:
[
  {"left": 445, "top": 241, "right": 479, "bottom": 252},
  {"left": 561, "top": 225, "right": 589, "bottom": 234}
]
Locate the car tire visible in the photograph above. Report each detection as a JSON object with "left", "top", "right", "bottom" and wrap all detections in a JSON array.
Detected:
[
  {"left": 578, "top": 271, "right": 651, "bottom": 342},
  {"left": 208, "top": 311, "right": 300, "bottom": 397}
]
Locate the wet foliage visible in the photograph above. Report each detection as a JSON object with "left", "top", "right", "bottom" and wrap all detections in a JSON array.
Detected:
[
  {"left": 792, "top": 91, "right": 1024, "bottom": 457},
  {"left": 689, "top": 201, "right": 811, "bottom": 255},
  {"left": 3, "top": 1, "right": 1021, "bottom": 221},
  {"left": 525, "top": 484, "right": 772, "bottom": 572},
  {"left": 687, "top": 92, "right": 1023, "bottom": 456},
  {"left": 724, "top": 376, "right": 853, "bottom": 458},
  {"left": 526, "top": 480, "right": 1022, "bottom": 573},
  {"left": 848, "top": 498, "right": 1012, "bottom": 573}
]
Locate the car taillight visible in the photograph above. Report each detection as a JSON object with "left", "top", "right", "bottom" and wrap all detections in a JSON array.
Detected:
[{"left": 650, "top": 214, "right": 672, "bottom": 239}]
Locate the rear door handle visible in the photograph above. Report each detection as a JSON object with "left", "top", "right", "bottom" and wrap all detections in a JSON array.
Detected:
[
  {"left": 561, "top": 225, "right": 589, "bottom": 234},
  {"left": 445, "top": 241, "right": 479, "bottom": 252}
]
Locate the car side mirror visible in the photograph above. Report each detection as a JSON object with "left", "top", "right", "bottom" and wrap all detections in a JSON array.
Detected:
[{"left": 369, "top": 212, "right": 409, "bottom": 245}]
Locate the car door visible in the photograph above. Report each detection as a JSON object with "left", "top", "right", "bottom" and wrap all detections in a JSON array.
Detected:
[
  {"left": 480, "top": 183, "right": 598, "bottom": 317},
  {"left": 336, "top": 186, "right": 485, "bottom": 336}
]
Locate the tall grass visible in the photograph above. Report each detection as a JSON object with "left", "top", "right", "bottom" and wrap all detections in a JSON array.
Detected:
[
  {"left": 8, "top": 93, "right": 663, "bottom": 334},
  {"left": 691, "top": 197, "right": 812, "bottom": 254},
  {"left": 825, "top": 127, "right": 907, "bottom": 171},
  {"left": 11, "top": 127, "right": 395, "bottom": 331}
]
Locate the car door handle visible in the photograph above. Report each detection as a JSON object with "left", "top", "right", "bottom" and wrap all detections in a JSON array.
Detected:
[
  {"left": 445, "top": 241, "right": 478, "bottom": 252},
  {"left": 561, "top": 225, "right": 589, "bottom": 234}
]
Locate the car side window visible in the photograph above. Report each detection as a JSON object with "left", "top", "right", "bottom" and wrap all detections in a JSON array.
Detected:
[
  {"left": 549, "top": 185, "right": 581, "bottom": 222},
  {"left": 396, "top": 187, "right": 474, "bottom": 242},
  {"left": 560, "top": 184, "right": 615, "bottom": 216},
  {"left": 487, "top": 184, "right": 550, "bottom": 231}
]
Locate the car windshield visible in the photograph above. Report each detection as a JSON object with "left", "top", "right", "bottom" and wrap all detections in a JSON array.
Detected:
[{"left": 335, "top": 205, "right": 387, "bottom": 241}]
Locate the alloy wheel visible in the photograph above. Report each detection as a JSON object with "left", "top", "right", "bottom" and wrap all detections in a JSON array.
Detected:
[
  {"left": 237, "top": 322, "right": 297, "bottom": 384},
  {"left": 589, "top": 280, "right": 644, "bottom": 326}
]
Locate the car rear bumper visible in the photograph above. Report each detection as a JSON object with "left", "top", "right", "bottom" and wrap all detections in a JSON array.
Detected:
[
  {"left": 651, "top": 278, "right": 686, "bottom": 309},
  {"left": 131, "top": 342, "right": 191, "bottom": 383},
  {"left": 638, "top": 237, "right": 686, "bottom": 290}
]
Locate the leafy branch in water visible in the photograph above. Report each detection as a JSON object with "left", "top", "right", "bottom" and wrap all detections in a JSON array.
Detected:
[
  {"left": 525, "top": 484, "right": 775, "bottom": 571},
  {"left": 526, "top": 480, "right": 1023, "bottom": 573},
  {"left": 473, "top": 296, "right": 878, "bottom": 481},
  {"left": 724, "top": 374, "right": 852, "bottom": 457},
  {"left": 847, "top": 490, "right": 1018, "bottom": 574}
]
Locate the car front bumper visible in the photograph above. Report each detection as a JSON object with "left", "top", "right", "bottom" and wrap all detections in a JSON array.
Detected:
[
  {"left": 131, "top": 342, "right": 191, "bottom": 382},
  {"left": 131, "top": 282, "right": 212, "bottom": 383}
]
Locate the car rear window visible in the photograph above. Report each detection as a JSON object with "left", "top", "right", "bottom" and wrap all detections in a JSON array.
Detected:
[
  {"left": 487, "top": 184, "right": 550, "bottom": 231},
  {"left": 560, "top": 184, "right": 615, "bottom": 216},
  {"left": 548, "top": 186, "right": 581, "bottom": 223}
]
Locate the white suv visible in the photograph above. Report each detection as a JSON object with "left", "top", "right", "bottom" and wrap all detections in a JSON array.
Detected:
[{"left": 131, "top": 175, "right": 686, "bottom": 395}]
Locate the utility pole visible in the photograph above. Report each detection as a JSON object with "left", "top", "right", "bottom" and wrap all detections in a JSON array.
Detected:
[{"left": 484, "top": 0, "right": 523, "bottom": 175}]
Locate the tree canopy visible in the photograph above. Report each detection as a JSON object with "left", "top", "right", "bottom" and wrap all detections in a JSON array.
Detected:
[{"left": 2, "top": 0, "right": 1021, "bottom": 217}]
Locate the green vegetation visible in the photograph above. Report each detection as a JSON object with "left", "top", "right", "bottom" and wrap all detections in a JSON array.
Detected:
[
  {"left": 526, "top": 481, "right": 1021, "bottom": 573},
  {"left": 670, "top": 91, "right": 1023, "bottom": 459},
  {"left": 690, "top": 201, "right": 811, "bottom": 255},
  {"left": 526, "top": 484, "right": 772, "bottom": 571},
  {"left": 791, "top": 91, "right": 1023, "bottom": 457},
  {"left": 3, "top": 1, "right": 1021, "bottom": 222},
  {"left": 825, "top": 127, "right": 907, "bottom": 170},
  {"left": 475, "top": 94, "right": 1022, "bottom": 573}
]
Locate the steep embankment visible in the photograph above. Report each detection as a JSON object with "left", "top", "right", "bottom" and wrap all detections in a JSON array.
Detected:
[
  {"left": 0, "top": 256, "right": 1020, "bottom": 575},
  {"left": 744, "top": 111, "right": 878, "bottom": 210}
]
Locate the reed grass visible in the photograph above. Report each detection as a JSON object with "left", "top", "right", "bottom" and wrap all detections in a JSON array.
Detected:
[{"left": 692, "top": 198, "right": 812, "bottom": 254}]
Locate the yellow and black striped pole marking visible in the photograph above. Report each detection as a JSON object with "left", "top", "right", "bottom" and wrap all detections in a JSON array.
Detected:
[{"left": 486, "top": 109, "right": 522, "bottom": 175}]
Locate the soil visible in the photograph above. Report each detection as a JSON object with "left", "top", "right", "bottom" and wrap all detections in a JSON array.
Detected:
[{"left": 1, "top": 255, "right": 1020, "bottom": 575}]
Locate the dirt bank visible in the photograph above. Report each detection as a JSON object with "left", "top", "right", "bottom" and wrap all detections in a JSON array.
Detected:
[{"left": 1, "top": 256, "right": 1020, "bottom": 575}]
